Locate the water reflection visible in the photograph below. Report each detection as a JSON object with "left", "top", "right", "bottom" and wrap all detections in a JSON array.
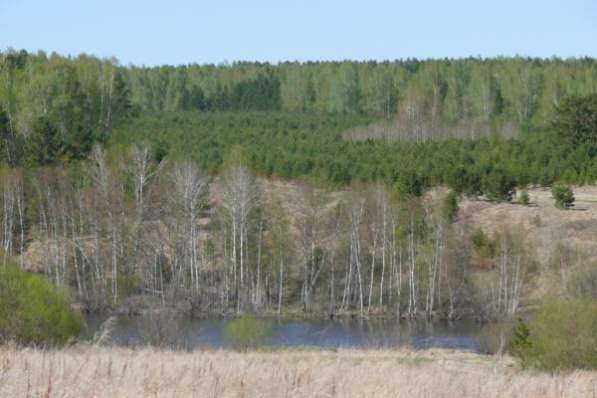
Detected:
[{"left": 84, "top": 315, "right": 483, "bottom": 352}]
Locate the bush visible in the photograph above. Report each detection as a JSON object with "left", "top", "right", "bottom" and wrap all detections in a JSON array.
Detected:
[
  {"left": 483, "top": 169, "right": 516, "bottom": 202},
  {"left": 442, "top": 190, "right": 459, "bottom": 222},
  {"left": 552, "top": 184, "right": 575, "bottom": 209},
  {"left": 471, "top": 229, "right": 496, "bottom": 258},
  {"left": 394, "top": 172, "right": 427, "bottom": 199},
  {"left": 519, "top": 190, "right": 530, "bottom": 206},
  {"left": 511, "top": 299, "right": 597, "bottom": 370},
  {"left": 0, "top": 264, "right": 82, "bottom": 345},
  {"left": 224, "top": 314, "right": 272, "bottom": 350}
]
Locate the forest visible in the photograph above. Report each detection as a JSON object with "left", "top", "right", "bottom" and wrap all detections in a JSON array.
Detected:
[
  {"left": 2, "top": 50, "right": 597, "bottom": 186},
  {"left": 0, "top": 49, "right": 596, "bottom": 323}
]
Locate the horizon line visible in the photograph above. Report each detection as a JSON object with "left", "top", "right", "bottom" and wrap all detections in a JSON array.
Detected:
[{"left": 2, "top": 47, "right": 596, "bottom": 68}]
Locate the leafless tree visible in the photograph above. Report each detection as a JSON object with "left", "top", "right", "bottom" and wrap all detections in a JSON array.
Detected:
[
  {"left": 219, "top": 160, "right": 259, "bottom": 312},
  {"left": 171, "top": 160, "right": 209, "bottom": 293},
  {"left": 297, "top": 182, "right": 329, "bottom": 312}
]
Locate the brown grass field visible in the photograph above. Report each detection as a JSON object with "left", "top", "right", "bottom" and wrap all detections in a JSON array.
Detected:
[{"left": 0, "top": 346, "right": 595, "bottom": 397}]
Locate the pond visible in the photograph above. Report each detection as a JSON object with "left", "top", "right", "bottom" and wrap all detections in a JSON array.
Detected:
[{"left": 84, "top": 314, "right": 488, "bottom": 352}]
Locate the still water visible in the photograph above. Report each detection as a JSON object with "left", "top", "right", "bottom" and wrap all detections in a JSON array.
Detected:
[{"left": 84, "top": 315, "right": 485, "bottom": 352}]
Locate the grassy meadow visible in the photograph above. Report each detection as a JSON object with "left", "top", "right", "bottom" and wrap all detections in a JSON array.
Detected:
[{"left": 0, "top": 346, "right": 595, "bottom": 398}]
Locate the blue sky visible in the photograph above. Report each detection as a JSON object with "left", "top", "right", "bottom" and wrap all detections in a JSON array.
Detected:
[{"left": 1, "top": 0, "right": 596, "bottom": 66}]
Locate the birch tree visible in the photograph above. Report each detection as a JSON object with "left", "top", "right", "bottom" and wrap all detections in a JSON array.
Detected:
[
  {"left": 297, "top": 181, "right": 329, "bottom": 312},
  {"left": 219, "top": 148, "right": 259, "bottom": 312},
  {"left": 171, "top": 160, "right": 208, "bottom": 294}
]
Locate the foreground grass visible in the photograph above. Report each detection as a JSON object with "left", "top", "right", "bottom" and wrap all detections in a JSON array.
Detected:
[{"left": 0, "top": 346, "right": 595, "bottom": 398}]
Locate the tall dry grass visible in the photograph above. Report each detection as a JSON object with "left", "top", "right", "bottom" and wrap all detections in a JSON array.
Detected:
[{"left": 0, "top": 346, "right": 595, "bottom": 397}]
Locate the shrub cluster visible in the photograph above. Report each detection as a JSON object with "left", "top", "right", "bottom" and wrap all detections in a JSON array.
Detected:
[
  {"left": 552, "top": 184, "right": 575, "bottom": 209},
  {"left": 442, "top": 190, "right": 460, "bottom": 222},
  {"left": 511, "top": 299, "right": 597, "bottom": 371},
  {"left": 0, "top": 263, "right": 82, "bottom": 345},
  {"left": 224, "top": 314, "right": 272, "bottom": 350}
]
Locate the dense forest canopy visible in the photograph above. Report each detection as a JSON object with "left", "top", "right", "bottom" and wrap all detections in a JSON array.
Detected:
[
  {"left": 125, "top": 56, "right": 596, "bottom": 122},
  {"left": 1, "top": 49, "right": 597, "bottom": 189}
]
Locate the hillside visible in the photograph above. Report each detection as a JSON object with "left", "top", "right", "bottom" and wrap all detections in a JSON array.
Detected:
[
  {"left": 244, "top": 179, "right": 597, "bottom": 268},
  {"left": 457, "top": 186, "right": 597, "bottom": 264}
]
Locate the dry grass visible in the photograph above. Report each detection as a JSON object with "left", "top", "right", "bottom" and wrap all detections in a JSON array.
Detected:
[
  {"left": 0, "top": 346, "right": 595, "bottom": 398},
  {"left": 450, "top": 185, "right": 597, "bottom": 265}
]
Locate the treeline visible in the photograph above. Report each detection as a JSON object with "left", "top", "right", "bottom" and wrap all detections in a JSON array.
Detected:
[
  {"left": 126, "top": 56, "right": 597, "bottom": 127},
  {"left": 2, "top": 49, "right": 597, "bottom": 167},
  {"left": 0, "top": 146, "right": 551, "bottom": 320},
  {"left": 130, "top": 56, "right": 597, "bottom": 141}
]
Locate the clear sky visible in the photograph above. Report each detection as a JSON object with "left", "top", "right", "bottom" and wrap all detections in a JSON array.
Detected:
[{"left": 1, "top": 0, "right": 596, "bottom": 66}]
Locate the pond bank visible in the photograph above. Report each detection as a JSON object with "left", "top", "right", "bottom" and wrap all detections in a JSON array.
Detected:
[{"left": 78, "top": 299, "right": 485, "bottom": 321}]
